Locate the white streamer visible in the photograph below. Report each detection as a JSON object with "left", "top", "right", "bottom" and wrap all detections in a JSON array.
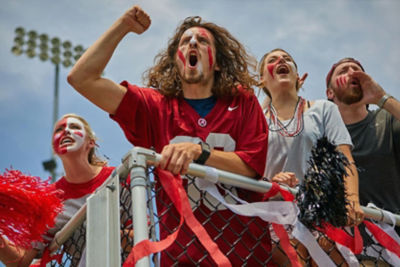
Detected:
[
  {"left": 196, "top": 178, "right": 345, "bottom": 266},
  {"left": 336, "top": 242, "right": 359, "bottom": 267},
  {"left": 292, "top": 221, "right": 336, "bottom": 267},
  {"left": 203, "top": 166, "right": 219, "bottom": 184},
  {"left": 196, "top": 179, "right": 297, "bottom": 224}
]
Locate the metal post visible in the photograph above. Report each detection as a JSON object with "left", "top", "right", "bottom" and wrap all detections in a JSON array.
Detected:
[
  {"left": 50, "top": 63, "right": 59, "bottom": 182},
  {"left": 129, "top": 151, "right": 151, "bottom": 267}
]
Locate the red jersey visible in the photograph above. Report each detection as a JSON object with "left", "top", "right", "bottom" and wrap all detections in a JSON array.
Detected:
[{"left": 111, "top": 82, "right": 271, "bottom": 266}]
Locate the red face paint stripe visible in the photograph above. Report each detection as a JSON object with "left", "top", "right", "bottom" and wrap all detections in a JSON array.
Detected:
[
  {"left": 207, "top": 46, "right": 213, "bottom": 70},
  {"left": 73, "top": 131, "right": 83, "bottom": 138},
  {"left": 178, "top": 49, "right": 186, "bottom": 67},
  {"left": 267, "top": 56, "right": 281, "bottom": 79},
  {"left": 342, "top": 75, "right": 347, "bottom": 87},
  {"left": 338, "top": 76, "right": 342, "bottom": 87},
  {"left": 198, "top": 28, "right": 208, "bottom": 38},
  {"left": 53, "top": 118, "right": 67, "bottom": 155}
]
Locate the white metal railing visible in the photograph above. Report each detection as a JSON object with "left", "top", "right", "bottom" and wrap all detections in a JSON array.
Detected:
[{"left": 48, "top": 147, "right": 400, "bottom": 266}]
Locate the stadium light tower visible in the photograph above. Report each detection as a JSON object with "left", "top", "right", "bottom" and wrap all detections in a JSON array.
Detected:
[{"left": 11, "top": 27, "right": 85, "bottom": 182}]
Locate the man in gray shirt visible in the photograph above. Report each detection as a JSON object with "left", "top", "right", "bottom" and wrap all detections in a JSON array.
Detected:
[{"left": 325, "top": 57, "right": 400, "bottom": 222}]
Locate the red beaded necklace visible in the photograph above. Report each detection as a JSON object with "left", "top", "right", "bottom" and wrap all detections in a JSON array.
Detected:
[{"left": 267, "top": 97, "right": 305, "bottom": 137}]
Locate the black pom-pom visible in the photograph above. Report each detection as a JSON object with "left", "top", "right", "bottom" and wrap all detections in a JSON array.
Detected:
[{"left": 296, "top": 137, "right": 350, "bottom": 230}]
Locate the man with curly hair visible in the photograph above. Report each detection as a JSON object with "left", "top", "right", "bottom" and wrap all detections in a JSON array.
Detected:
[{"left": 69, "top": 5, "right": 270, "bottom": 266}]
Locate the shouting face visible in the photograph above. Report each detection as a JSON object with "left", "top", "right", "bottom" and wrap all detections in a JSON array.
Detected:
[
  {"left": 53, "top": 117, "right": 86, "bottom": 155},
  {"left": 261, "top": 50, "right": 298, "bottom": 92},
  {"left": 176, "top": 27, "right": 218, "bottom": 85},
  {"left": 329, "top": 62, "right": 363, "bottom": 105}
]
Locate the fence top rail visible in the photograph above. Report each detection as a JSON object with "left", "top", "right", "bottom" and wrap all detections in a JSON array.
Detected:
[
  {"left": 49, "top": 146, "right": 400, "bottom": 251},
  {"left": 130, "top": 147, "right": 400, "bottom": 226}
]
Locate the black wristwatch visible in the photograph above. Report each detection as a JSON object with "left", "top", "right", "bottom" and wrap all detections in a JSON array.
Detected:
[{"left": 194, "top": 141, "right": 211, "bottom": 165}]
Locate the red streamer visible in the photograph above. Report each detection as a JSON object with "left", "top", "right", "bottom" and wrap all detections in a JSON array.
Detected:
[
  {"left": 364, "top": 221, "right": 400, "bottom": 258},
  {"left": 263, "top": 182, "right": 301, "bottom": 266},
  {"left": 123, "top": 170, "right": 231, "bottom": 266},
  {"left": 317, "top": 223, "right": 363, "bottom": 254}
]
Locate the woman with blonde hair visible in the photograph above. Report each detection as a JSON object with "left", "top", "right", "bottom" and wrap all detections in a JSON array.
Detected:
[{"left": 0, "top": 113, "right": 114, "bottom": 266}]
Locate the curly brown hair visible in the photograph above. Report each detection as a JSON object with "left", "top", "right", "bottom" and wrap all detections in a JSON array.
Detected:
[{"left": 143, "top": 16, "right": 257, "bottom": 97}]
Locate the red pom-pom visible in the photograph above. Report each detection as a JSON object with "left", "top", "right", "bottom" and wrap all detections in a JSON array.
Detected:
[{"left": 0, "top": 169, "right": 63, "bottom": 249}]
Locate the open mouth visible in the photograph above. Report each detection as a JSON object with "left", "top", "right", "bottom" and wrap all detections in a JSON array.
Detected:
[
  {"left": 276, "top": 64, "right": 289, "bottom": 74},
  {"left": 189, "top": 52, "right": 198, "bottom": 67},
  {"left": 60, "top": 137, "right": 74, "bottom": 146},
  {"left": 349, "top": 77, "right": 360, "bottom": 86}
]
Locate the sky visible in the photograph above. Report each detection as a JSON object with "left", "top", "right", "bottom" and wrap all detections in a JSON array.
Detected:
[{"left": 1, "top": 0, "right": 399, "bottom": 181}]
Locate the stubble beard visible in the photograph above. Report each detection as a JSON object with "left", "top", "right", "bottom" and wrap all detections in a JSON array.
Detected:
[
  {"left": 335, "top": 86, "right": 363, "bottom": 105},
  {"left": 181, "top": 70, "right": 205, "bottom": 84}
]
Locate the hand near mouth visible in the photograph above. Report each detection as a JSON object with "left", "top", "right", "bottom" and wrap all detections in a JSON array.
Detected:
[{"left": 348, "top": 70, "right": 385, "bottom": 105}]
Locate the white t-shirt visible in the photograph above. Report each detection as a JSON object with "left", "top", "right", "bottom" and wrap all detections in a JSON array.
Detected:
[{"left": 264, "top": 100, "right": 352, "bottom": 182}]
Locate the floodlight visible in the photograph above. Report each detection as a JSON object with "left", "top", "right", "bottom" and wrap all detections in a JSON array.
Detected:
[
  {"left": 14, "top": 36, "right": 24, "bottom": 46},
  {"left": 39, "top": 52, "right": 49, "bottom": 61},
  {"left": 62, "top": 41, "right": 72, "bottom": 49},
  {"left": 27, "top": 30, "right": 37, "bottom": 39},
  {"left": 39, "top": 34, "right": 48, "bottom": 42},
  {"left": 51, "top": 56, "right": 61, "bottom": 65},
  {"left": 26, "top": 48, "right": 36, "bottom": 58},
  {"left": 15, "top": 27, "right": 25, "bottom": 36},
  {"left": 11, "top": 46, "right": 23, "bottom": 56},
  {"left": 51, "top": 37, "right": 60, "bottom": 46}
]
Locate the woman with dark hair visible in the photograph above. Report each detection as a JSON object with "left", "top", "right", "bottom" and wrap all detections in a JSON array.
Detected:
[
  {"left": 0, "top": 114, "right": 114, "bottom": 266},
  {"left": 259, "top": 49, "right": 364, "bottom": 265}
]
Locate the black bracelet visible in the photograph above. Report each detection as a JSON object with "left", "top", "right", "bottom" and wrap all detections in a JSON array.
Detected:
[{"left": 194, "top": 141, "right": 211, "bottom": 165}]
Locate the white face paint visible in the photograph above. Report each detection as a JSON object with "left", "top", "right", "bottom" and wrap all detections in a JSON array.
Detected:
[
  {"left": 185, "top": 29, "right": 203, "bottom": 74},
  {"left": 287, "top": 61, "right": 297, "bottom": 73},
  {"left": 197, "top": 61, "right": 203, "bottom": 75},
  {"left": 53, "top": 117, "right": 86, "bottom": 155},
  {"left": 189, "top": 35, "right": 196, "bottom": 46},
  {"left": 185, "top": 29, "right": 194, "bottom": 39}
]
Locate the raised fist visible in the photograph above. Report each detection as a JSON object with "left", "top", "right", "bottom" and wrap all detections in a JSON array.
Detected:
[{"left": 121, "top": 5, "right": 151, "bottom": 34}]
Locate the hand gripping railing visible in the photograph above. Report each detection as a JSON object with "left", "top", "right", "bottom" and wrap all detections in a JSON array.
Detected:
[{"left": 48, "top": 146, "right": 400, "bottom": 266}]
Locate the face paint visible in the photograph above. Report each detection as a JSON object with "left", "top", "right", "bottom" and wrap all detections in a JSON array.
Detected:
[
  {"left": 335, "top": 75, "right": 348, "bottom": 88},
  {"left": 178, "top": 49, "right": 186, "bottom": 67},
  {"left": 207, "top": 46, "right": 213, "bottom": 70},
  {"left": 266, "top": 56, "right": 281, "bottom": 79},
  {"left": 53, "top": 117, "right": 86, "bottom": 155},
  {"left": 197, "top": 60, "right": 203, "bottom": 75},
  {"left": 287, "top": 61, "right": 297, "bottom": 73},
  {"left": 189, "top": 35, "right": 196, "bottom": 46},
  {"left": 183, "top": 29, "right": 195, "bottom": 46},
  {"left": 198, "top": 28, "right": 209, "bottom": 38},
  {"left": 53, "top": 118, "right": 68, "bottom": 155}
]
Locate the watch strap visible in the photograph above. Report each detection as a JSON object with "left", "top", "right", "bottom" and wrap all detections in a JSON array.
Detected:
[
  {"left": 377, "top": 94, "right": 393, "bottom": 108},
  {"left": 194, "top": 141, "right": 211, "bottom": 165}
]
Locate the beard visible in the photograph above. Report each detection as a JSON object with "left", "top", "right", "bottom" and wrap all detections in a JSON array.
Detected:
[
  {"left": 183, "top": 73, "right": 204, "bottom": 84},
  {"left": 179, "top": 68, "right": 205, "bottom": 84},
  {"left": 335, "top": 86, "right": 363, "bottom": 105}
]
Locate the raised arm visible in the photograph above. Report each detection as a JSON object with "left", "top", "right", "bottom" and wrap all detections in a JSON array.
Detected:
[{"left": 67, "top": 5, "right": 151, "bottom": 114}]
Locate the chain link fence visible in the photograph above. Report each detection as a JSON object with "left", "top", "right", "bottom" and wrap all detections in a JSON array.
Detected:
[{"left": 45, "top": 163, "right": 398, "bottom": 266}]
